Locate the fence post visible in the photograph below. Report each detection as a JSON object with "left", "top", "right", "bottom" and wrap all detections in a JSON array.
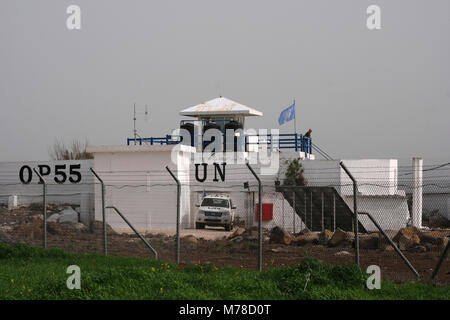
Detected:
[
  {"left": 304, "top": 192, "right": 307, "bottom": 231},
  {"left": 292, "top": 189, "right": 296, "bottom": 233},
  {"left": 33, "top": 168, "right": 47, "bottom": 249},
  {"left": 166, "top": 166, "right": 181, "bottom": 264},
  {"left": 340, "top": 161, "right": 360, "bottom": 267},
  {"left": 90, "top": 168, "right": 107, "bottom": 255},
  {"left": 106, "top": 206, "right": 158, "bottom": 260},
  {"left": 361, "top": 212, "right": 420, "bottom": 280},
  {"left": 333, "top": 193, "right": 336, "bottom": 232},
  {"left": 321, "top": 192, "right": 324, "bottom": 232},
  {"left": 310, "top": 190, "right": 313, "bottom": 231},
  {"left": 281, "top": 193, "right": 285, "bottom": 229},
  {"left": 430, "top": 238, "right": 450, "bottom": 282},
  {"left": 246, "top": 162, "right": 262, "bottom": 272}
]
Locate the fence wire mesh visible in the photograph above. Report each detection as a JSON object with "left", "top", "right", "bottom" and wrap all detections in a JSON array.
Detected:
[{"left": 1, "top": 162, "right": 449, "bottom": 284}]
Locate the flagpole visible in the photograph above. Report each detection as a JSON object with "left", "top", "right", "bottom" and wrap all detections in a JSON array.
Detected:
[{"left": 293, "top": 99, "right": 297, "bottom": 134}]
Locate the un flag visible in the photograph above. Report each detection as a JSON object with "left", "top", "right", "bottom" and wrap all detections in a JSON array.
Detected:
[{"left": 278, "top": 103, "right": 295, "bottom": 126}]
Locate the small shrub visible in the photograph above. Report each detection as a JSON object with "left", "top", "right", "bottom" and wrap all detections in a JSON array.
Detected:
[{"left": 283, "top": 158, "right": 307, "bottom": 186}]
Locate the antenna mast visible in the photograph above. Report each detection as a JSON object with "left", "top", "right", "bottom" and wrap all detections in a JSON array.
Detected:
[
  {"left": 133, "top": 103, "right": 149, "bottom": 145},
  {"left": 133, "top": 103, "right": 137, "bottom": 145}
]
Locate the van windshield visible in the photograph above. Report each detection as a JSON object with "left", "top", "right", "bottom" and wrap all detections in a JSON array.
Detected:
[{"left": 201, "top": 198, "right": 229, "bottom": 208}]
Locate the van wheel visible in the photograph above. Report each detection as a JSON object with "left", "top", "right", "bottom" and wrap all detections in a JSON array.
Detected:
[
  {"left": 196, "top": 223, "right": 205, "bottom": 229},
  {"left": 224, "top": 224, "right": 232, "bottom": 231}
]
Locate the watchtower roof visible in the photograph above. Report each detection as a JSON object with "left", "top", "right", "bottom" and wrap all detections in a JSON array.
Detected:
[{"left": 179, "top": 97, "right": 263, "bottom": 117}]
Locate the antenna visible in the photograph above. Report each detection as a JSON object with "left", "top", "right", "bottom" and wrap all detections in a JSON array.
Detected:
[
  {"left": 133, "top": 103, "right": 149, "bottom": 145},
  {"left": 217, "top": 81, "right": 222, "bottom": 98}
]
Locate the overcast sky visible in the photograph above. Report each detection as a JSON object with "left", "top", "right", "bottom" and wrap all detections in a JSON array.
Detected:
[{"left": 0, "top": 1, "right": 449, "bottom": 164}]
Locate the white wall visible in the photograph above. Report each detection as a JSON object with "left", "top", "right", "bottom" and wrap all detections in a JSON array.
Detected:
[
  {"left": 89, "top": 145, "right": 193, "bottom": 232},
  {"left": 422, "top": 193, "right": 450, "bottom": 219},
  {"left": 0, "top": 160, "right": 94, "bottom": 224},
  {"left": 87, "top": 143, "right": 411, "bottom": 232},
  {"left": 340, "top": 159, "right": 399, "bottom": 196},
  {"left": 343, "top": 195, "right": 409, "bottom": 231}
]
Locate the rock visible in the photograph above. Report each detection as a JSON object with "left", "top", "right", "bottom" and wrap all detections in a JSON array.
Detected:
[
  {"left": 418, "top": 232, "right": 440, "bottom": 245},
  {"left": 291, "top": 232, "right": 320, "bottom": 246},
  {"left": 46, "top": 207, "right": 79, "bottom": 224},
  {"left": 334, "top": 250, "right": 351, "bottom": 256},
  {"left": 57, "top": 207, "right": 79, "bottom": 224},
  {"left": 393, "top": 226, "right": 421, "bottom": 250},
  {"left": 358, "top": 233, "right": 379, "bottom": 250},
  {"left": 247, "top": 229, "right": 259, "bottom": 238},
  {"left": 270, "top": 247, "right": 288, "bottom": 253},
  {"left": 269, "top": 226, "right": 292, "bottom": 245},
  {"left": 293, "top": 227, "right": 310, "bottom": 237},
  {"left": 69, "top": 223, "right": 88, "bottom": 233},
  {"left": 47, "top": 222, "right": 66, "bottom": 235},
  {"left": 424, "top": 243, "right": 434, "bottom": 252},
  {"left": 183, "top": 235, "right": 197, "bottom": 244},
  {"left": 0, "top": 230, "right": 13, "bottom": 244},
  {"left": 0, "top": 225, "right": 12, "bottom": 233},
  {"left": 318, "top": 229, "right": 333, "bottom": 245},
  {"left": 228, "top": 227, "right": 246, "bottom": 239},
  {"left": 329, "top": 228, "right": 354, "bottom": 247},
  {"left": 407, "top": 245, "right": 427, "bottom": 253},
  {"left": 377, "top": 230, "right": 398, "bottom": 250},
  {"left": 230, "top": 236, "right": 244, "bottom": 243},
  {"left": 31, "top": 214, "right": 43, "bottom": 221},
  {"left": 47, "top": 213, "right": 60, "bottom": 222},
  {"left": 93, "top": 221, "right": 118, "bottom": 235},
  {"left": 436, "top": 237, "right": 449, "bottom": 251},
  {"left": 427, "top": 211, "right": 450, "bottom": 228}
]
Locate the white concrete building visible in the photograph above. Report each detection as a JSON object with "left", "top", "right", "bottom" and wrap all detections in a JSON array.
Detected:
[{"left": 87, "top": 97, "right": 412, "bottom": 233}]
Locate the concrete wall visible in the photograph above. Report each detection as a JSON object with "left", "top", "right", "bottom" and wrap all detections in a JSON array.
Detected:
[
  {"left": 87, "top": 143, "right": 411, "bottom": 232},
  {"left": 0, "top": 160, "right": 94, "bottom": 225},
  {"left": 89, "top": 145, "right": 193, "bottom": 232},
  {"left": 422, "top": 193, "right": 450, "bottom": 219},
  {"left": 340, "top": 159, "right": 399, "bottom": 196},
  {"left": 343, "top": 196, "right": 409, "bottom": 231}
]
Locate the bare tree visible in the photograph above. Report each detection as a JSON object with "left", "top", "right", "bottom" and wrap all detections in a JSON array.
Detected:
[{"left": 48, "top": 139, "right": 94, "bottom": 160}]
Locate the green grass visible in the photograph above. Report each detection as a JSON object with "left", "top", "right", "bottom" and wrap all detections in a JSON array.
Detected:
[{"left": 0, "top": 243, "right": 448, "bottom": 300}]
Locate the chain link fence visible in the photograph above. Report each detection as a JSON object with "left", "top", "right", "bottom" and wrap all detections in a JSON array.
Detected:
[{"left": 1, "top": 161, "right": 449, "bottom": 284}]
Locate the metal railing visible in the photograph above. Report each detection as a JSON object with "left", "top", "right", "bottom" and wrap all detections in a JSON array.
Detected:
[{"left": 127, "top": 133, "right": 312, "bottom": 153}]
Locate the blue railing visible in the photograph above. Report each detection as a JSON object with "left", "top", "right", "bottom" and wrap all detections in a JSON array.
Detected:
[
  {"left": 127, "top": 133, "right": 312, "bottom": 154},
  {"left": 127, "top": 136, "right": 179, "bottom": 146}
]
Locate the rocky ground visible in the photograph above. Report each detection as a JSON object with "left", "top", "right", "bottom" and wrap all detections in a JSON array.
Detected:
[{"left": 1, "top": 204, "right": 449, "bottom": 286}]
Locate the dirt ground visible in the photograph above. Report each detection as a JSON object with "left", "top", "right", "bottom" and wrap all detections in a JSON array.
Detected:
[{"left": 1, "top": 206, "right": 449, "bottom": 287}]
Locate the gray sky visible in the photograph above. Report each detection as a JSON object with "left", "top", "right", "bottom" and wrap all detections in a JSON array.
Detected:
[{"left": 1, "top": 0, "right": 449, "bottom": 163}]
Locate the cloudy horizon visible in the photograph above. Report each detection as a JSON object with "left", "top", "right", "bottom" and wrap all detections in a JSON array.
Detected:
[{"left": 1, "top": 1, "right": 449, "bottom": 165}]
